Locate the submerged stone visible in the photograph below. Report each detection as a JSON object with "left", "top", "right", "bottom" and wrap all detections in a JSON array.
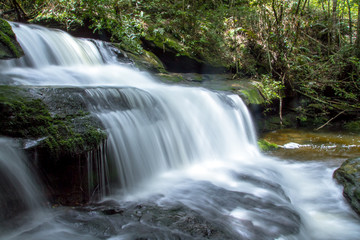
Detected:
[
  {"left": 59, "top": 179, "right": 301, "bottom": 240},
  {"left": 334, "top": 157, "right": 360, "bottom": 216}
]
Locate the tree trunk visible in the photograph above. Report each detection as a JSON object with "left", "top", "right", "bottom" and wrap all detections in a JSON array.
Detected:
[
  {"left": 11, "top": 0, "right": 26, "bottom": 21},
  {"left": 347, "top": 0, "right": 353, "bottom": 44},
  {"left": 301, "top": 0, "right": 309, "bottom": 14},
  {"left": 295, "top": 0, "right": 302, "bottom": 16},
  {"left": 332, "top": 0, "right": 338, "bottom": 45},
  {"left": 356, "top": 1, "right": 360, "bottom": 56}
]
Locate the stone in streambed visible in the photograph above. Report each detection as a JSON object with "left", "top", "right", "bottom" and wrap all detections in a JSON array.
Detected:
[{"left": 334, "top": 157, "right": 360, "bottom": 216}]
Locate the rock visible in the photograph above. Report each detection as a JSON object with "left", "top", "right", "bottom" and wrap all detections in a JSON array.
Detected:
[
  {"left": 257, "top": 139, "right": 279, "bottom": 152},
  {"left": 0, "top": 18, "right": 24, "bottom": 59},
  {"left": 0, "top": 86, "right": 107, "bottom": 205},
  {"left": 141, "top": 36, "right": 228, "bottom": 73},
  {"left": 240, "top": 87, "right": 264, "bottom": 105},
  {"left": 125, "top": 49, "right": 166, "bottom": 73},
  {"left": 333, "top": 157, "right": 360, "bottom": 216}
]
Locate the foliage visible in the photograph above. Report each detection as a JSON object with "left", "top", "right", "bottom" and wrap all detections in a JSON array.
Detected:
[
  {"left": 344, "top": 120, "right": 360, "bottom": 133},
  {"left": 255, "top": 74, "right": 284, "bottom": 103},
  {"left": 27, "top": 0, "right": 146, "bottom": 53}
]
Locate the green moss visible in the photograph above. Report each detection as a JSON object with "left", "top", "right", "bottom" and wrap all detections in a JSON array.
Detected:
[
  {"left": 0, "top": 87, "right": 51, "bottom": 138},
  {"left": 0, "top": 18, "right": 24, "bottom": 59},
  {"left": 0, "top": 86, "right": 106, "bottom": 157},
  {"left": 240, "top": 88, "right": 265, "bottom": 105},
  {"left": 143, "top": 50, "right": 166, "bottom": 72},
  {"left": 39, "top": 114, "right": 106, "bottom": 156},
  {"left": 156, "top": 73, "right": 184, "bottom": 83},
  {"left": 129, "top": 49, "right": 166, "bottom": 73},
  {"left": 145, "top": 33, "right": 192, "bottom": 58},
  {"left": 0, "top": 18, "right": 15, "bottom": 37},
  {"left": 257, "top": 139, "right": 279, "bottom": 152}
]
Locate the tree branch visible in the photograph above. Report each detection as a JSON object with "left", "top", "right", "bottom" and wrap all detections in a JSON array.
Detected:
[{"left": 314, "top": 110, "right": 346, "bottom": 131}]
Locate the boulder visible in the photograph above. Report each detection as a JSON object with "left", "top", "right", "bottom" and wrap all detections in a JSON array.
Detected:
[
  {"left": 141, "top": 36, "right": 228, "bottom": 74},
  {"left": 0, "top": 86, "right": 107, "bottom": 205},
  {"left": 0, "top": 18, "right": 24, "bottom": 59},
  {"left": 333, "top": 157, "right": 360, "bottom": 215}
]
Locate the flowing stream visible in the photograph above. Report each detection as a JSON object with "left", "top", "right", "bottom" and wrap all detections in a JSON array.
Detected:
[{"left": 0, "top": 22, "right": 360, "bottom": 239}]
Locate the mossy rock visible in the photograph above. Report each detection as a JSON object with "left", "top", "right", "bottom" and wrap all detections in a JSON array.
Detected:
[
  {"left": 0, "top": 18, "right": 24, "bottom": 59},
  {"left": 156, "top": 73, "right": 184, "bottom": 83},
  {"left": 333, "top": 157, "right": 360, "bottom": 216},
  {"left": 0, "top": 86, "right": 110, "bottom": 205},
  {"left": 240, "top": 88, "right": 265, "bottom": 105},
  {"left": 142, "top": 34, "right": 227, "bottom": 73},
  {"left": 126, "top": 49, "right": 166, "bottom": 73},
  {"left": 257, "top": 139, "right": 279, "bottom": 152},
  {"left": 0, "top": 86, "right": 106, "bottom": 157},
  {"left": 143, "top": 32, "right": 190, "bottom": 58}
]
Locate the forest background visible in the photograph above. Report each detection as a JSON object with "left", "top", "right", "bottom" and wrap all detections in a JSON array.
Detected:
[{"left": 1, "top": 0, "right": 360, "bottom": 131}]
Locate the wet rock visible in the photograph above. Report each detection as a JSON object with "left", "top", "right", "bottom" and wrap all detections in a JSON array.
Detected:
[
  {"left": 0, "top": 86, "right": 107, "bottom": 205},
  {"left": 57, "top": 177, "right": 301, "bottom": 240},
  {"left": 334, "top": 157, "right": 360, "bottom": 216},
  {"left": 0, "top": 18, "right": 24, "bottom": 59},
  {"left": 61, "top": 200, "right": 241, "bottom": 240}
]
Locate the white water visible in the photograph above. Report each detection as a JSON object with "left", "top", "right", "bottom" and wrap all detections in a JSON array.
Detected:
[
  {"left": 0, "top": 138, "right": 44, "bottom": 215},
  {"left": 0, "top": 22, "right": 359, "bottom": 239}
]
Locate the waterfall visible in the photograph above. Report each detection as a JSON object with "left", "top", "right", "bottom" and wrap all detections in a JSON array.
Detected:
[
  {"left": 1, "top": 22, "right": 259, "bottom": 190},
  {"left": 0, "top": 138, "right": 44, "bottom": 221},
  {"left": 1, "top": 22, "right": 360, "bottom": 240},
  {"left": 84, "top": 86, "right": 258, "bottom": 190}
]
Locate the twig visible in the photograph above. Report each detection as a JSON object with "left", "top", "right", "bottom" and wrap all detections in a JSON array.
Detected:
[{"left": 314, "top": 110, "right": 346, "bottom": 131}]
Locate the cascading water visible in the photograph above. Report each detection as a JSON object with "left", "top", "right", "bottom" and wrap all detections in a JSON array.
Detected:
[
  {"left": 0, "top": 138, "right": 44, "bottom": 219},
  {"left": 1, "top": 22, "right": 360, "bottom": 239}
]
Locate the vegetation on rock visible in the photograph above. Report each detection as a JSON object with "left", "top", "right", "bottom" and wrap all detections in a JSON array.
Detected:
[
  {"left": 0, "top": 86, "right": 106, "bottom": 157},
  {"left": 257, "top": 139, "right": 279, "bottom": 152},
  {"left": 334, "top": 157, "right": 360, "bottom": 216},
  {"left": 0, "top": 18, "right": 23, "bottom": 59}
]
